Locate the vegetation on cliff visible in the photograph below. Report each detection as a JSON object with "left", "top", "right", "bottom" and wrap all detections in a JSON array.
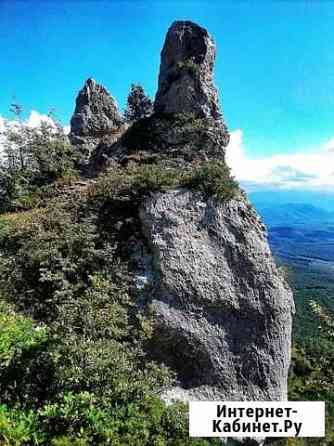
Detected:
[
  {"left": 0, "top": 114, "right": 238, "bottom": 445},
  {"left": 0, "top": 109, "right": 332, "bottom": 445}
]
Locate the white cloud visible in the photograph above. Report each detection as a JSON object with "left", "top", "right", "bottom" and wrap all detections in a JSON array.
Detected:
[
  {"left": 226, "top": 129, "right": 334, "bottom": 191},
  {"left": 63, "top": 125, "right": 70, "bottom": 135},
  {"left": 0, "top": 116, "right": 5, "bottom": 133},
  {"left": 26, "top": 110, "right": 55, "bottom": 128},
  {"left": 0, "top": 117, "right": 6, "bottom": 160}
]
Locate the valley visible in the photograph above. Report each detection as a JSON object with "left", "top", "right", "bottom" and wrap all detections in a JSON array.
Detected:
[{"left": 250, "top": 192, "right": 334, "bottom": 346}]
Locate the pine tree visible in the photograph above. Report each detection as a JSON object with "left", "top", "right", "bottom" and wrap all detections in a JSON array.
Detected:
[{"left": 124, "top": 84, "right": 153, "bottom": 122}]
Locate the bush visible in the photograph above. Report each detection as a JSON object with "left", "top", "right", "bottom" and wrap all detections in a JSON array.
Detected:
[
  {"left": 176, "top": 58, "right": 199, "bottom": 77},
  {"left": 184, "top": 160, "right": 239, "bottom": 202},
  {"left": 0, "top": 300, "right": 53, "bottom": 408},
  {"left": 0, "top": 120, "right": 78, "bottom": 213},
  {"left": 285, "top": 303, "right": 334, "bottom": 446},
  {"left": 0, "top": 404, "right": 42, "bottom": 445},
  {"left": 89, "top": 160, "right": 238, "bottom": 207},
  {"left": 0, "top": 300, "right": 48, "bottom": 369},
  {"left": 89, "top": 163, "right": 181, "bottom": 206}
]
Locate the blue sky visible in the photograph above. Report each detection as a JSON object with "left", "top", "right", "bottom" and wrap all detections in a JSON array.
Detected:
[{"left": 1, "top": 0, "right": 334, "bottom": 190}]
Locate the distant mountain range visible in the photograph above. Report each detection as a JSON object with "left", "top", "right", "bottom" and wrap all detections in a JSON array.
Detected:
[
  {"left": 249, "top": 190, "right": 334, "bottom": 213},
  {"left": 249, "top": 190, "right": 334, "bottom": 281},
  {"left": 253, "top": 202, "right": 334, "bottom": 227}
]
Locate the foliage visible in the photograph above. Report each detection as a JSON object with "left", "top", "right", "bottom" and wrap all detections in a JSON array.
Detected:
[
  {"left": 0, "top": 180, "right": 217, "bottom": 444},
  {"left": 185, "top": 161, "right": 239, "bottom": 201},
  {"left": 0, "top": 300, "right": 48, "bottom": 368},
  {"left": 89, "top": 160, "right": 238, "bottom": 208},
  {"left": 283, "top": 302, "right": 334, "bottom": 446},
  {"left": 310, "top": 301, "right": 334, "bottom": 339},
  {"left": 0, "top": 394, "right": 220, "bottom": 445},
  {"left": 0, "top": 405, "right": 42, "bottom": 446},
  {"left": 0, "top": 286, "right": 211, "bottom": 445},
  {"left": 124, "top": 84, "right": 153, "bottom": 122},
  {"left": 121, "top": 112, "right": 206, "bottom": 152},
  {"left": 0, "top": 117, "right": 78, "bottom": 213},
  {"left": 89, "top": 162, "right": 180, "bottom": 207}
]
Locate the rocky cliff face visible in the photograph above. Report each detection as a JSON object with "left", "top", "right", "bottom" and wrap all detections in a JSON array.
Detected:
[
  {"left": 140, "top": 191, "right": 292, "bottom": 403},
  {"left": 70, "top": 20, "right": 294, "bottom": 414}
]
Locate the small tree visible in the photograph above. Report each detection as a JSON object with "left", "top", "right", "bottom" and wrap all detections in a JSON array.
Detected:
[
  {"left": 124, "top": 84, "right": 153, "bottom": 122},
  {"left": 0, "top": 110, "right": 77, "bottom": 212}
]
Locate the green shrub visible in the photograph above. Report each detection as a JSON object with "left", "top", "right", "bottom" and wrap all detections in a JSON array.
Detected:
[
  {"left": 90, "top": 160, "right": 238, "bottom": 207},
  {"left": 183, "top": 160, "right": 239, "bottom": 202},
  {"left": 285, "top": 303, "right": 334, "bottom": 446},
  {"left": 0, "top": 300, "right": 48, "bottom": 368},
  {"left": 0, "top": 405, "right": 42, "bottom": 446},
  {"left": 89, "top": 163, "right": 181, "bottom": 205},
  {"left": 37, "top": 393, "right": 218, "bottom": 446},
  {"left": 0, "top": 121, "right": 78, "bottom": 213},
  {"left": 121, "top": 113, "right": 207, "bottom": 153},
  {"left": 0, "top": 202, "right": 112, "bottom": 320},
  {"left": 0, "top": 300, "right": 53, "bottom": 408}
]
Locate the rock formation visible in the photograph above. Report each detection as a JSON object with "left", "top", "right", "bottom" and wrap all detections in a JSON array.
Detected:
[
  {"left": 135, "top": 21, "right": 292, "bottom": 406},
  {"left": 140, "top": 191, "right": 293, "bottom": 403},
  {"left": 87, "top": 21, "right": 229, "bottom": 173},
  {"left": 154, "top": 21, "right": 221, "bottom": 120},
  {"left": 70, "top": 20, "right": 294, "bottom": 427},
  {"left": 70, "top": 78, "right": 124, "bottom": 165}
]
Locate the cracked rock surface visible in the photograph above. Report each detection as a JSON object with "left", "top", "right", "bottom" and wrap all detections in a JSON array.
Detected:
[{"left": 140, "top": 190, "right": 294, "bottom": 404}]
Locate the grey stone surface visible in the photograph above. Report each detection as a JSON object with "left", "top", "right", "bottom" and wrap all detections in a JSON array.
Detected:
[
  {"left": 70, "top": 78, "right": 123, "bottom": 137},
  {"left": 140, "top": 190, "right": 294, "bottom": 404},
  {"left": 70, "top": 78, "right": 124, "bottom": 166},
  {"left": 154, "top": 21, "right": 223, "bottom": 121}
]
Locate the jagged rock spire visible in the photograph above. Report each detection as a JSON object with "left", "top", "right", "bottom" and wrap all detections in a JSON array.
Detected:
[
  {"left": 154, "top": 21, "right": 222, "bottom": 120},
  {"left": 70, "top": 78, "right": 123, "bottom": 137}
]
